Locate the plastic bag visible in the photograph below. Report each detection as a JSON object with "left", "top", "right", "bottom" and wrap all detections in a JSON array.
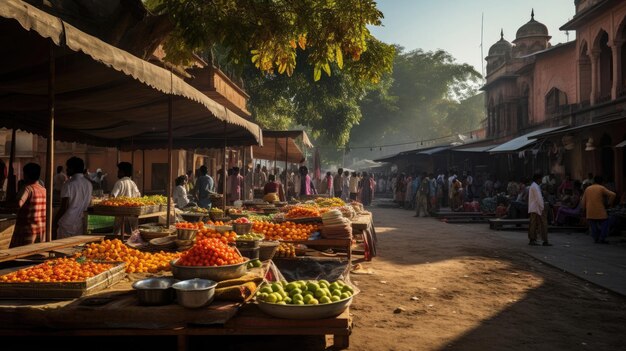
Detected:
[{"left": 263, "top": 259, "right": 360, "bottom": 295}]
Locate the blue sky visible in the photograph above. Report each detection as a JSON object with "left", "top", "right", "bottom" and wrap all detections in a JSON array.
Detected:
[{"left": 369, "top": 0, "right": 575, "bottom": 77}]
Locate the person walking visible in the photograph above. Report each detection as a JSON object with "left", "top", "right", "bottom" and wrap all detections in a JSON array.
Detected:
[
  {"left": 414, "top": 172, "right": 429, "bottom": 217},
  {"left": 581, "top": 176, "right": 616, "bottom": 244},
  {"left": 10, "top": 163, "right": 46, "bottom": 248},
  {"left": 528, "top": 173, "right": 551, "bottom": 246},
  {"left": 341, "top": 171, "right": 350, "bottom": 202},
  {"left": 194, "top": 165, "right": 214, "bottom": 208}
]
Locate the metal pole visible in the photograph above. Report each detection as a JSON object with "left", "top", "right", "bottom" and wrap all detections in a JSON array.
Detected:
[
  {"left": 45, "top": 44, "right": 55, "bottom": 242},
  {"left": 222, "top": 122, "right": 227, "bottom": 211}
]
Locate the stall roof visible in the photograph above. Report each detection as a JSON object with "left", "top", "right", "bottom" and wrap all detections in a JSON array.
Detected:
[
  {"left": 252, "top": 136, "right": 306, "bottom": 164},
  {"left": 533, "top": 116, "right": 626, "bottom": 139},
  {"left": 262, "top": 130, "right": 313, "bottom": 148},
  {"left": 452, "top": 144, "right": 498, "bottom": 153},
  {"left": 489, "top": 126, "right": 567, "bottom": 153},
  {"left": 0, "top": 0, "right": 262, "bottom": 150},
  {"left": 418, "top": 146, "right": 452, "bottom": 155}
]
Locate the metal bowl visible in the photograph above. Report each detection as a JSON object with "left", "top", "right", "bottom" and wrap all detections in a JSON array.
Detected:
[
  {"left": 172, "top": 278, "right": 217, "bottom": 308},
  {"left": 176, "top": 228, "right": 198, "bottom": 240},
  {"left": 233, "top": 222, "right": 253, "bottom": 235},
  {"left": 214, "top": 225, "right": 233, "bottom": 233},
  {"left": 132, "top": 277, "right": 179, "bottom": 306},
  {"left": 170, "top": 258, "right": 249, "bottom": 281},
  {"left": 257, "top": 295, "right": 354, "bottom": 319}
]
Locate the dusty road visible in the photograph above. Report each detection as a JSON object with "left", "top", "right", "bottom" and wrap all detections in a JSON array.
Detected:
[{"left": 347, "top": 206, "right": 626, "bottom": 351}]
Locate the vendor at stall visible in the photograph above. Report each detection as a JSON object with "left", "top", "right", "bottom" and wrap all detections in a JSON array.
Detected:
[
  {"left": 194, "top": 165, "right": 214, "bottom": 208},
  {"left": 10, "top": 163, "right": 46, "bottom": 248},
  {"left": 111, "top": 162, "right": 141, "bottom": 236},
  {"left": 263, "top": 174, "right": 285, "bottom": 202},
  {"left": 173, "top": 175, "right": 196, "bottom": 208},
  {"left": 54, "top": 157, "right": 92, "bottom": 239}
]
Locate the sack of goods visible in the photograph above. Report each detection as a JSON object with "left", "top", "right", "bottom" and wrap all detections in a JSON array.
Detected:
[{"left": 321, "top": 210, "right": 352, "bottom": 239}]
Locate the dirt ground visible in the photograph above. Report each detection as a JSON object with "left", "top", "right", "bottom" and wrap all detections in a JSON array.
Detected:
[{"left": 346, "top": 205, "right": 626, "bottom": 351}]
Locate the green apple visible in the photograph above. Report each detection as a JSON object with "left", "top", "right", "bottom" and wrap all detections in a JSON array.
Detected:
[
  {"left": 271, "top": 283, "right": 283, "bottom": 292},
  {"left": 330, "top": 295, "right": 341, "bottom": 302},
  {"left": 303, "top": 294, "right": 313, "bottom": 304},
  {"left": 294, "top": 300, "right": 305, "bottom": 305},
  {"left": 260, "top": 286, "right": 273, "bottom": 294},
  {"left": 319, "top": 296, "right": 331, "bottom": 304},
  {"left": 314, "top": 289, "right": 327, "bottom": 299},
  {"left": 289, "top": 288, "right": 303, "bottom": 297},
  {"left": 285, "top": 282, "right": 298, "bottom": 292},
  {"left": 307, "top": 298, "right": 319, "bottom": 305},
  {"left": 340, "top": 292, "right": 351, "bottom": 300},
  {"left": 306, "top": 282, "right": 319, "bottom": 292},
  {"left": 265, "top": 293, "right": 277, "bottom": 303},
  {"left": 292, "top": 294, "right": 304, "bottom": 303}
]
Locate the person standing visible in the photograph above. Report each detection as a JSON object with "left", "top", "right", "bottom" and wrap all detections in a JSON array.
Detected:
[
  {"left": 53, "top": 165, "right": 67, "bottom": 200},
  {"left": 360, "top": 172, "right": 375, "bottom": 206},
  {"left": 581, "top": 176, "right": 616, "bottom": 244},
  {"left": 54, "top": 157, "right": 92, "bottom": 239},
  {"left": 528, "top": 173, "right": 550, "bottom": 246},
  {"left": 194, "top": 165, "right": 214, "bottom": 208},
  {"left": 228, "top": 167, "right": 244, "bottom": 204},
  {"left": 185, "top": 170, "right": 195, "bottom": 193},
  {"left": 111, "top": 162, "right": 141, "bottom": 236},
  {"left": 334, "top": 168, "right": 343, "bottom": 199},
  {"left": 341, "top": 170, "right": 350, "bottom": 202},
  {"left": 349, "top": 171, "right": 360, "bottom": 201},
  {"left": 173, "top": 175, "right": 192, "bottom": 208},
  {"left": 10, "top": 163, "right": 46, "bottom": 247},
  {"left": 414, "top": 172, "right": 430, "bottom": 217},
  {"left": 323, "top": 171, "right": 334, "bottom": 197}
]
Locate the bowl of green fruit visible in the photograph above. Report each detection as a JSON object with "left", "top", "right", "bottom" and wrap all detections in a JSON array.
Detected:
[{"left": 255, "top": 279, "right": 355, "bottom": 319}]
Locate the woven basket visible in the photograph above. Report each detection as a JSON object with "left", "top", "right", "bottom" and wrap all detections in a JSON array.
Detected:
[
  {"left": 233, "top": 222, "right": 253, "bottom": 235},
  {"left": 258, "top": 241, "right": 280, "bottom": 261}
]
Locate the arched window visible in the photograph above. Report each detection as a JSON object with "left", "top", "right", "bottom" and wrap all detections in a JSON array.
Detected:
[
  {"left": 593, "top": 30, "right": 612, "bottom": 101},
  {"left": 579, "top": 41, "right": 591, "bottom": 103},
  {"left": 545, "top": 87, "right": 568, "bottom": 115}
]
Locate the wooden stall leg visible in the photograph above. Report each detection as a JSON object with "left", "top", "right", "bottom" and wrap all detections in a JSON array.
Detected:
[
  {"left": 177, "top": 335, "right": 188, "bottom": 351},
  {"left": 333, "top": 335, "right": 350, "bottom": 350}
]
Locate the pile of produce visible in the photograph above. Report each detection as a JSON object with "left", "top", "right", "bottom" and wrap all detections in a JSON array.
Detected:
[
  {"left": 175, "top": 222, "right": 204, "bottom": 230},
  {"left": 274, "top": 242, "right": 297, "bottom": 258},
  {"left": 197, "top": 227, "right": 237, "bottom": 243},
  {"left": 177, "top": 238, "right": 245, "bottom": 266},
  {"left": 81, "top": 239, "right": 180, "bottom": 273},
  {"left": 185, "top": 206, "right": 208, "bottom": 214},
  {"left": 100, "top": 195, "right": 168, "bottom": 207},
  {"left": 314, "top": 197, "right": 346, "bottom": 208},
  {"left": 257, "top": 279, "right": 354, "bottom": 305},
  {"left": 0, "top": 258, "right": 114, "bottom": 283},
  {"left": 251, "top": 221, "right": 319, "bottom": 240},
  {"left": 233, "top": 217, "right": 251, "bottom": 224},
  {"left": 284, "top": 206, "right": 321, "bottom": 219},
  {"left": 237, "top": 232, "right": 265, "bottom": 241},
  {"left": 210, "top": 208, "right": 225, "bottom": 216},
  {"left": 206, "top": 220, "right": 227, "bottom": 226}
]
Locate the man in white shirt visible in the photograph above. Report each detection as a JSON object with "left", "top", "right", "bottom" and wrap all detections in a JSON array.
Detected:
[
  {"left": 111, "top": 162, "right": 140, "bottom": 198},
  {"left": 528, "top": 173, "right": 551, "bottom": 246},
  {"left": 111, "top": 162, "right": 141, "bottom": 236},
  {"left": 54, "top": 157, "right": 92, "bottom": 239}
]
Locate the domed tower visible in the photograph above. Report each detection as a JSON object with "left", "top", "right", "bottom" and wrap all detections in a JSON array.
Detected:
[
  {"left": 513, "top": 9, "right": 551, "bottom": 57},
  {"left": 486, "top": 29, "right": 512, "bottom": 74}
]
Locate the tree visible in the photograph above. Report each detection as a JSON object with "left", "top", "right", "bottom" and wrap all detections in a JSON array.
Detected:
[
  {"left": 146, "top": 0, "right": 392, "bottom": 83},
  {"left": 349, "top": 48, "right": 483, "bottom": 157}
]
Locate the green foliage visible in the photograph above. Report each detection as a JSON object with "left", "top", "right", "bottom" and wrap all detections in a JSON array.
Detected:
[
  {"left": 349, "top": 47, "right": 483, "bottom": 156},
  {"left": 145, "top": 0, "right": 389, "bottom": 82}
]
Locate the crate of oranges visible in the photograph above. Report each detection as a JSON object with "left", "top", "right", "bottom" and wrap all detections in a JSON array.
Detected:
[
  {"left": 80, "top": 239, "right": 180, "bottom": 273},
  {"left": 251, "top": 221, "right": 320, "bottom": 241},
  {"left": 0, "top": 257, "right": 126, "bottom": 299}
]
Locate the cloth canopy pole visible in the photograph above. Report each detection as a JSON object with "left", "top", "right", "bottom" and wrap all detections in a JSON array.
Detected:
[
  {"left": 223, "top": 121, "right": 227, "bottom": 211},
  {"left": 274, "top": 137, "right": 278, "bottom": 175},
  {"left": 45, "top": 43, "right": 55, "bottom": 242},
  {"left": 6, "top": 128, "right": 16, "bottom": 202},
  {"left": 284, "top": 137, "right": 289, "bottom": 184},
  {"left": 141, "top": 149, "right": 146, "bottom": 194},
  {"left": 242, "top": 145, "right": 246, "bottom": 200},
  {"left": 166, "top": 73, "right": 173, "bottom": 228}
]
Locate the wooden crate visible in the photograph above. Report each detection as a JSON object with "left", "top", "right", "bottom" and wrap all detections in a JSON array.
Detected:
[
  {"left": 0, "top": 261, "right": 126, "bottom": 299},
  {"left": 0, "top": 217, "right": 16, "bottom": 250}
]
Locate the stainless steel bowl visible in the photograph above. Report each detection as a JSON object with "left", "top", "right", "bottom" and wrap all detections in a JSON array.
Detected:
[
  {"left": 170, "top": 258, "right": 249, "bottom": 281},
  {"left": 132, "top": 277, "right": 179, "bottom": 306},
  {"left": 172, "top": 278, "right": 217, "bottom": 308},
  {"left": 176, "top": 228, "right": 198, "bottom": 240}
]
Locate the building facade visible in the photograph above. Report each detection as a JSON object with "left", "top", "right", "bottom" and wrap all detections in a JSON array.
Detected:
[{"left": 483, "top": 0, "right": 626, "bottom": 193}]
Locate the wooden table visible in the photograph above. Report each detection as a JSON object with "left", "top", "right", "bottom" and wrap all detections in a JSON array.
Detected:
[
  {"left": 0, "top": 283, "right": 352, "bottom": 350},
  {"left": 0, "top": 235, "right": 103, "bottom": 263},
  {"left": 283, "top": 238, "right": 353, "bottom": 261}
]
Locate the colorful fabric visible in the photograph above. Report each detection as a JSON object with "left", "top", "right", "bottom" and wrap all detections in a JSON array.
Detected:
[
  {"left": 11, "top": 183, "right": 46, "bottom": 247},
  {"left": 581, "top": 184, "right": 616, "bottom": 219}
]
